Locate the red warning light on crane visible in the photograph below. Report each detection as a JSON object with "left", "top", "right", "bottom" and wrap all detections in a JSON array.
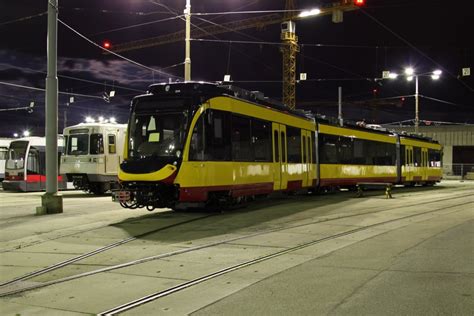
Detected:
[
  {"left": 354, "top": 0, "right": 365, "bottom": 6},
  {"left": 102, "top": 41, "right": 111, "bottom": 49}
]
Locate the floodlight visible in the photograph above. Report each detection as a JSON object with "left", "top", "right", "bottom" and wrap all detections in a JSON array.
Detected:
[
  {"left": 388, "top": 72, "right": 398, "bottom": 79},
  {"left": 298, "top": 8, "right": 321, "bottom": 18},
  {"left": 405, "top": 67, "right": 414, "bottom": 76}
]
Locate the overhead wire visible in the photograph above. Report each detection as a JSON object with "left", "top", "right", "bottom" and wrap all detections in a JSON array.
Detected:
[
  {"left": 192, "top": 9, "right": 302, "bottom": 16},
  {"left": 58, "top": 19, "right": 183, "bottom": 80},
  {"left": 0, "top": 81, "right": 103, "bottom": 100},
  {"left": 359, "top": 8, "right": 473, "bottom": 92},
  {"left": 91, "top": 15, "right": 183, "bottom": 36},
  {"left": 148, "top": 1, "right": 281, "bottom": 77},
  {"left": 0, "top": 11, "right": 47, "bottom": 27},
  {"left": 0, "top": 64, "right": 146, "bottom": 93},
  {"left": 191, "top": 16, "right": 281, "bottom": 76},
  {"left": 419, "top": 95, "right": 470, "bottom": 108}
]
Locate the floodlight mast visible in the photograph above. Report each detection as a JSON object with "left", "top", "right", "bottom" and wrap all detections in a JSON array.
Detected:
[{"left": 387, "top": 68, "right": 442, "bottom": 134}]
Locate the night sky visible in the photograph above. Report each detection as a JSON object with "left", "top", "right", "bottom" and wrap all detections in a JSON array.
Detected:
[{"left": 0, "top": 0, "right": 472, "bottom": 137}]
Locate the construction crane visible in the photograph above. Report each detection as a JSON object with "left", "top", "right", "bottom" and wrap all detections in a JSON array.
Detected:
[
  {"left": 107, "top": 0, "right": 364, "bottom": 108},
  {"left": 280, "top": 0, "right": 299, "bottom": 109}
]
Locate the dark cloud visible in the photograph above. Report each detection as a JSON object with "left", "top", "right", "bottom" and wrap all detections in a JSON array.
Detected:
[{"left": 0, "top": 0, "right": 473, "bottom": 137}]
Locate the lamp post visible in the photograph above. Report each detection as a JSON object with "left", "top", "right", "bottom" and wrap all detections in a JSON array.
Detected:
[
  {"left": 387, "top": 68, "right": 441, "bottom": 133},
  {"left": 184, "top": 0, "right": 191, "bottom": 81}
]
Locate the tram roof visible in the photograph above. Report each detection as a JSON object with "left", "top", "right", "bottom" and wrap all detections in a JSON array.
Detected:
[
  {"left": 65, "top": 122, "right": 127, "bottom": 130},
  {"left": 142, "top": 82, "right": 438, "bottom": 145},
  {"left": 145, "top": 82, "right": 313, "bottom": 121}
]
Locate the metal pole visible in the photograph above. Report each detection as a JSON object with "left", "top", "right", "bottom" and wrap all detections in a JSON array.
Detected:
[
  {"left": 184, "top": 0, "right": 191, "bottom": 82},
  {"left": 39, "top": 0, "right": 62, "bottom": 214},
  {"left": 415, "top": 75, "right": 419, "bottom": 133},
  {"left": 338, "top": 86, "right": 343, "bottom": 126}
]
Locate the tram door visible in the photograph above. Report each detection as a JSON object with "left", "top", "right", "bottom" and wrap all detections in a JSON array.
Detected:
[
  {"left": 301, "top": 130, "right": 312, "bottom": 187},
  {"left": 27, "top": 148, "right": 44, "bottom": 191},
  {"left": 405, "top": 146, "right": 413, "bottom": 181},
  {"left": 105, "top": 133, "right": 119, "bottom": 174},
  {"left": 272, "top": 123, "right": 288, "bottom": 191},
  {"left": 421, "top": 147, "right": 428, "bottom": 180}
]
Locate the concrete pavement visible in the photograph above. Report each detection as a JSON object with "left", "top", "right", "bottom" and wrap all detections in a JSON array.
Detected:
[{"left": 0, "top": 181, "right": 472, "bottom": 315}]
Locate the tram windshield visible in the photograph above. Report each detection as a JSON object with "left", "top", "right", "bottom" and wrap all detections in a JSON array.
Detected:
[
  {"left": 128, "top": 112, "right": 188, "bottom": 159},
  {"left": 67, "top": 134, "right": 89, "bottom": 155},
  {"left": 6, "top": 141, "right": 28, "bottom": 169}
]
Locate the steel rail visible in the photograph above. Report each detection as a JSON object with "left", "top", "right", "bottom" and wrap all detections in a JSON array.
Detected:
[
  {"left": 0, "top": 192, "right": 471, "bottom": 298},
  {"left": 98, "top": 199, "right": 472, "bottom": 315},
  {"left": 1, "top": 184, "right": 464, "bottom": 254},
  {"left": 0, "top": 214, "right": 216, "bottom": 287}
]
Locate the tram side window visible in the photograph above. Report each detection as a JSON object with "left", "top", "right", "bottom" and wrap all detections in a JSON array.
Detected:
[
  {"left": 281, "top": 131, "right": 286, "bottom": 163},
  {"left": 0, "top": 147, "right": 7, "bottom": 160},
  {"left": 339, "top": 136, "right": 353, "bottom": 164},
  {"left": 27, "top": 149, "right": 40, "bottom": 175},
  {"left": 353, "top": 139, "right": 366, "bottom": 164},
  {"left": 311, "top": 132, "right": 316, "bottom": 164},
  {"left": 231, "top": 115, "right": 252, "bottom": 161},
  {"left": 413, "top": 147, "right": 422, "bottom": 166},
  {"left": 319, "top": 134, "right": 338, "bottom": 164},
  {"left": 252, "top": 119, "right": 272, "bottom": 162},
  {"left": 287, "top": 127, "right": 302, "bottom": 163},
  {"left": 369, "top": 141, "right": 396, "bottom": 165},
  {"left": 90, "top": 134, "right": 104, "bottom": 155},
  {"left": 428, "top": 149, "right": 441, "bottom": 167},
  {"left": 63, "top": 136, "right": 68, "bottom": 156},
  {"left": 273, "top": 131, "right": 279, "bottom": 162},
  {"left": 189, "top": 115, "right": 205, "bottom": 161},
  {"left": 204, "top": 110, "right": 231, "bottom": 161},
  {"left": 400, "top": 145, "right": 406, "bottom": 165},
  {"left": 108, "top": 135, "right": 116, "bottom": 154}
]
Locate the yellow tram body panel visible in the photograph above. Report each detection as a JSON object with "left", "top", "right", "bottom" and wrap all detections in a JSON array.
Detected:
[
  {"left": 175, "top": 96, "right": 316, "bottom": 191},
  {"left": 318, "top": 124, "right": 398, "bottom": 184},
  {"left": 119, "top": 164, "right": 177, "bottom": 182},
  {"left": 320, "top": 164, "right": 398, "bottom": 183},
  {"left": 400, "top": 137, "right": 442, "bottom": 182}
]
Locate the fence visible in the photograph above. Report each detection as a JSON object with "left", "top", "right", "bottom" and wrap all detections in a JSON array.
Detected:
[{"left": 443, "top": 163, "right": 474, "bottom": 179}]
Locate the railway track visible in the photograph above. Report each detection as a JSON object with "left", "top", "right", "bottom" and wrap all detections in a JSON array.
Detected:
[
  {"left": 0, "top": 192, "right": 471, "bottom": 298},
  {"left": 0, "top": 213, "right": 216, "bottom": 287},
  {"left": 97, "top": 199, "right": 473, "bottom": 315},
  {"left": 0, "top": 183, "right": 465, "bottom": 254}
]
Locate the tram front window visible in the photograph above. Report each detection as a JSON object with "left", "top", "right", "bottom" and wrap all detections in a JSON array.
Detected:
[
  {"left": 0, "top": 147, "right": 7, "bottom": 160},
  {"left": 6, "top": 141, "right": 28, "bottom": 169},
  {"left": 90, "top": 134, "right": 104, "bottom": 155},
  {"left": 129, "top": 112, "right": 187, "bottom": 159},
  {"left": 67, "top": 134, "right": 89, "bottom": 155}
]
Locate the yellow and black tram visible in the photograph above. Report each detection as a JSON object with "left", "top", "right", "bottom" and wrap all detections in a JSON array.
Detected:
[{"left": 114, "top": 82, "right": 442, "bottom": 210}]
